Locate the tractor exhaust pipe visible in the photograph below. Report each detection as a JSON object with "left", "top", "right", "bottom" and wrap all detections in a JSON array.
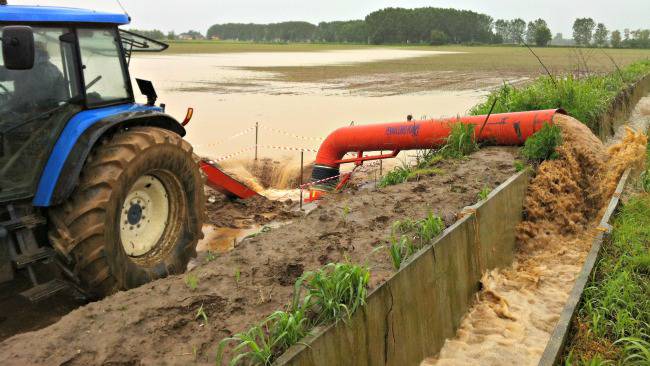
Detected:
[{"left": 309, "top": 109, "right": 565, "bottom": 193}]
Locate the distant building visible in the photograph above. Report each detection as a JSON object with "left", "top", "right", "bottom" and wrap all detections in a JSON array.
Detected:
[{"left": 178, "top": 31, "right": 205, "bottom": 40}]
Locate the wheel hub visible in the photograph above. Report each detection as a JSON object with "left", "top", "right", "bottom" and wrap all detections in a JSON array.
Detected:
[{"left": 120, "top": 174, "right": 170, "bottom": 257}]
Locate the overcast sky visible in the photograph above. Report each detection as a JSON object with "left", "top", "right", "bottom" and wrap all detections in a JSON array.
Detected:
[{"left": 10, "top": 1, "right": 650, "bottom": 36}]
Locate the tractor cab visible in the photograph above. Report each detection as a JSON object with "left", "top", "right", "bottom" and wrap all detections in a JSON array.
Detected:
[
  {"left": 1, "top": 6, "right": 166, "bottom": 204},
  {"left": 0, "top": 5, "right": 204, "bottom": 301}
]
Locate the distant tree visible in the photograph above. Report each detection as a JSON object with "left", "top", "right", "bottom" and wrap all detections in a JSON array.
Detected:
[
  {"left": 553, "top": 33, "right": 563, "bottom": 42},
  {"left": 129, "top": 29, "right": 165, "bottom": 40},
  {"left": 429, "top": 29, "right": 449, "bottom": 45},
  {"left": 572, "top": 17, "right": 595, "bottom": 46},
  {"left": 167, "top": 31, "right": 177, "bottom": 40},
  {"left": 593, "top": 23, "right": 609, "bottom": 47},
  {"left": 610, "top": 30, "right": 622, "bottom": 48},
  {"left": 525, "top": 21, "right": 536, "bottom": 44},
  {"left": 494, "top": 19, "right": 508, "bottom": 43},
  {"left": 533, "top": 19, "right": 552, "bottom": 46},
  {"left": 624, "top": 28, "right": 630, "bottom": 41},
  {"left": 508, "top": 18, "right": 526, "bottom": 43}
]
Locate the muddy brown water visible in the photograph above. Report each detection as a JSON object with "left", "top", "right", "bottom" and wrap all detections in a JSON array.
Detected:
[
  {"left": 128, "top": 51, "right": 485, "bottom": 161},
  {"left": 422, "top": 105, "right": 650, "bottom": 365}
]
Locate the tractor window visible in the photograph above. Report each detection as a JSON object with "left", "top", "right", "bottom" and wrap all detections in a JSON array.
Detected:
[
  {"left": 0, "top": 26, "right": 82, "bottom": 203},
  {"left": 77, "top": 28, "right": 130, "bottom": 106}
]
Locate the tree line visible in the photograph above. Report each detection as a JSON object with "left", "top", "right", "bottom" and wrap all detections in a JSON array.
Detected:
[
  {"left": 572, "top": 18, "right": 650, "bottom": 48},
  {"left": 136, "top": 6, "right": 650, "bottom": 49}
]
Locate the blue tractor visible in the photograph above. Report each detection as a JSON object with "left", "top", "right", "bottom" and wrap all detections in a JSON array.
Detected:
[{"left": 0, "top": 4, "right": 205, "bottom": 300}]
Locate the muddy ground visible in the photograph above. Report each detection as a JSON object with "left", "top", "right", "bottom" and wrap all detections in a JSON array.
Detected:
[{"left": 0, "top": 147, "right": 518, "bottom": 365}]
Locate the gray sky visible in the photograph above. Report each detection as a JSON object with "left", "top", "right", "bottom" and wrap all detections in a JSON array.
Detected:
[{"left": 10, "top": 0, "right": 650, "bottom": 36}]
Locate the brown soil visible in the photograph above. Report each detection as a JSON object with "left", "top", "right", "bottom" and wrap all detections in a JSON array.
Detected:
[
  {"left": 424, "top": 115, "right": 647, "bottom": 365},
  {"left": 0, "top": 147, "right": 518, "bottom": 365}
]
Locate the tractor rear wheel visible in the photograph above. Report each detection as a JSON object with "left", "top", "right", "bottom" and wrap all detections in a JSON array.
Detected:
[{"left": 48, "top": 127, "right": 205, "bottom": 298}]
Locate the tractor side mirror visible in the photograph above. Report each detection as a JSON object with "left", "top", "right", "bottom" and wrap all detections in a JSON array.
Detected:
[{"left": 2, "top": 26, "right": 35, "bottom": 70}]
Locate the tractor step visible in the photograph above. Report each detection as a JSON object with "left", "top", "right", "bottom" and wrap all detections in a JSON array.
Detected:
[
  {"left": 13, "top": 247, "right": 55, "bottom": 269},
  {"left": 20, "top": 279, "right": 69, "bottom": 302}
]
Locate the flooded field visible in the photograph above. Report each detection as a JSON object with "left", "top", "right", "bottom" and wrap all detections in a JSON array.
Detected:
[{"left": 128, "top": 49, "right": 486, "bottom": 162}]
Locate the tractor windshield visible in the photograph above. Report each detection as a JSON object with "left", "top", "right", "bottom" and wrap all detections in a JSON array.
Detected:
[{"left": 0, "top": 26, "right": 82, "bottom": 202}]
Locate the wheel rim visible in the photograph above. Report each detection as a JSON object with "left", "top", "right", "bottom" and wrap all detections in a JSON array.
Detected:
[{"left": 120, "top": 174, "right": 170, "bottom": 257}]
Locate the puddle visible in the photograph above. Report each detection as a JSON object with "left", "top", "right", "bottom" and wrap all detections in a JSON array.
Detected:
[{"left": 197, "top": 221, "right": 288, "bottom": 254}]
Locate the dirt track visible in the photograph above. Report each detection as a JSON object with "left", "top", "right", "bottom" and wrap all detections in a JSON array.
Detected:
[{"left": 0, "top": 147, "right": 517, "bottom": 365}]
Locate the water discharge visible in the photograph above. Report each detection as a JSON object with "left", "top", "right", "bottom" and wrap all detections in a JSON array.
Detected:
[{"left": 422, "top": 110, "right": 648, "bottom": 366}]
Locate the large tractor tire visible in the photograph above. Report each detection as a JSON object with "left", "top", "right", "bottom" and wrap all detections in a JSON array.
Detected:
[{"left": 48, "top": 127, "right": 205, "bottom": 298}]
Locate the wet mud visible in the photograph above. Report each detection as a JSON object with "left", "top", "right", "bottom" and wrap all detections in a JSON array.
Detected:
[{"left": 0, "top": 147, "right": 518, "bottom": 365}]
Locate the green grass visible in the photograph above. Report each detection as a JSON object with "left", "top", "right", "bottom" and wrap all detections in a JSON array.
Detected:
[
  {"left": 378, "top": 162, "right": 411, "bottom": 187},
  {"left": 217, "top": 262, "right": 370, "bottom": 364},
  {"left": 185, "top": 273, "right": 199, "bottom": 291},
  {"left": 440, "top": 122, "right": 478, "bottom": 159},
  {"left": 388, "top": 213, "right": 445, "bottom": 270},
  {"left": 297, "top": 263, "right": 370, "bottom": 324},
  {"left": 564, "top": 192, "right": 650, "bottom": 364},
  {"left": 379, "top": 125, "right": 476, "bottom": 188},
  {"left": 471, "top": 60, "right": 650, "bottom": 132},
  {"left": 477, "top": 186, "right": 491, "bottom": 201},
  {"left": 521, "top": 123, "right": 563, "bottom": 162}
]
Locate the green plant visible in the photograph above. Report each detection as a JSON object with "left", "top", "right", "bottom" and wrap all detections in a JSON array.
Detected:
[
  {"left": 296, "top": 263, "right": 370, "bottom": 324},
  {"left": 205, "top": 251, "right": 217, "bottom": 262},
  {"left": 407, "top": 167, "right": 443, "bottom": 180},
  {"left": 440, "top": 122, "right": 478, "bottom": 158},
  {"left": 342, "top": 205, "right": 351, "bottom": 220},
  {"left": 234, "top": 268, "right": 241, "bottom": 284},
  {"left": 195, "top": 304, "right": 208, "bottom": 325},
  {"left": 514, "top": 160, "right": 526, "bottom": 172},
  {"left": 616, "top": 337, "right": 650, "bottom": 365},
  {"left": 216, "top": 323, "right": 276, "bottom": 366},
  {"left": 478, "top": 186, "right": 491, "bottom": 201},
  {"left": 388, "top": 235, "right": 416, "bottom": 270},
  {"left": 185, "top": 273, "right": 199, "bottom": 291},
  {"left": 417, "top": 212, "right": 445, "bottom": 243},
  {"left": 379, "top": 162, "right": 411, "bottom": 187},
  {"left": 266, "top": 309, "right": 310, "bottom": 351},
  {"left": 521, "top": 123, "right": 562, "bottom": 162}
]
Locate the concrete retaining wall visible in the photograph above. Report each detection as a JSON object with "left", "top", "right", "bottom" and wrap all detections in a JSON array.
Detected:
[
  {"left": 597, "top": 73, "right": 650, "bottom": 140},
  {"left": 276, "top": 170, "right": 531, "bottom": 366}
]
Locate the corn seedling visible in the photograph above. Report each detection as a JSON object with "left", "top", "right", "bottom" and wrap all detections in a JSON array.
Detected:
[
  {"left": 478, "top": 187, "right": 491, "bottom": 201},
  {"left": 195, "top": 304, "right": 208, "bottom": 325},
  {"left": 296, "top": 263, "right": 370, "bottom": 324},
  {"left": 185, "top": 273, "right": 199, "bottom": 291},
  {"left": 342, "top": 205, "right": 350, "bottom": 220},
  {"left": 234, "top": 268, "right": 241, "bottom": 284},
  {"left": 417, "top": 212, "right": 444, "bottom": 244},
  {"left": 266, "top": 309, "right": 311, "bottom": 351},
  {"left": 205, "top": 251, "right": 217, "bottom": 263},
  {"left": 216, "top": 323, "right": 276, "bottom": 366}
]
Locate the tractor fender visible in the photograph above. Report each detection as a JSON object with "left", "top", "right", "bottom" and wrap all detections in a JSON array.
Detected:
[{"left": 33, "top": 104, "right": 186, "bottom": 207}]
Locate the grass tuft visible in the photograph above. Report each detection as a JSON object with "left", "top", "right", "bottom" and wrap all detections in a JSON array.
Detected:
[
  {"left": 440, "top": 122, "right": 478, "bottom": 159},
  {"left": 521, "top": 123, "right": 563, "bottom": 162}
]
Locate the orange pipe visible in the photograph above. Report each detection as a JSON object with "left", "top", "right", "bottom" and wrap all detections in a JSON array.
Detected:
[{"left": 315, "top": 109, "right": 564, "bottom": 167}]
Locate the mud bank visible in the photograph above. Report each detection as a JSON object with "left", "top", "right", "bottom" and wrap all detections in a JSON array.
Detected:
[
  {"left": 422, "top": 115, "right": 647, "bottom": 366},
  {"left": 0, "top": 147, "right": 518, "bottom": 365}
]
